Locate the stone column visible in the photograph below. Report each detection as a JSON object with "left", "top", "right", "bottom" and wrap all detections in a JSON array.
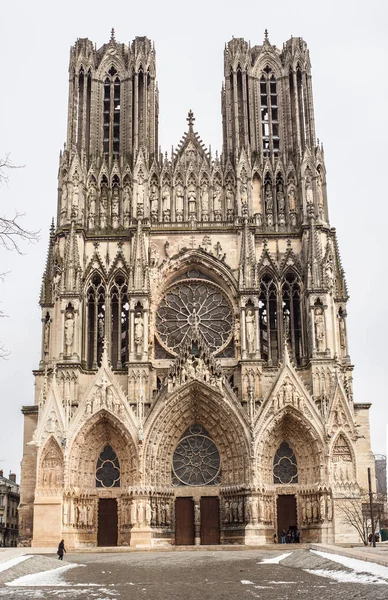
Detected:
[
  {"left": 240, "top": 306, "right": 247, "bottom": 359},
  {"left": 254, "top": 304, "right": 261, "bottom": 359},
  {"left": 310, "top": 304, "right": 316, "bottom": 357},
  {"left": 143, "top": 309, "right": 149, "bottom": 360},
  {"left": 129, "top": 305, "right": 135, "bottom": 360}
]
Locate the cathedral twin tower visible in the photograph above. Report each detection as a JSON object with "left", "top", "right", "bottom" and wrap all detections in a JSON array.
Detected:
[{"left": 19, "top": 31, "right": 374, "bottom": 548}]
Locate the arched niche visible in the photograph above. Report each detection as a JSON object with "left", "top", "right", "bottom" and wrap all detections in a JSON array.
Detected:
[
  {"left": 39, "top": 436, "right": 64, "bottom": 490},
  {"left": 143, "top": 382, "right": 250, "bottom": 487},
  {"left": 67, "top": 412, "right": 138, "bottom": 489},
  {"left": 331, "top": 433, "right": 356, "bottom": 484},
  {"left": 257, "top": 410, "right": 323, "bottom": 486}
]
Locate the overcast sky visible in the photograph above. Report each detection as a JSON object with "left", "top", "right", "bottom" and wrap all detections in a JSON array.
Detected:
[{"left": 0, "top": 0, "right": 387, "bottom": 480}]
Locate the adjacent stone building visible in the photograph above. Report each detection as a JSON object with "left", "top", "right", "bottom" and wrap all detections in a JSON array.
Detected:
[
  {"left": 19, "top": 30, "right": 375, "bottom": 548},
  {"left": 0, "top": 471, "right": 19, "bottom": 546}
]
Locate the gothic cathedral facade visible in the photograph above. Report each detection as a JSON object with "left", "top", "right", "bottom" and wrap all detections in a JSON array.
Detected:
[{"left": 20, "top": 32, "right": 374, "bottom": 548}]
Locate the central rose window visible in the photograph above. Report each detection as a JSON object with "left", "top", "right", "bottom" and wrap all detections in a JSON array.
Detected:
[{"left": 156, "top": 278, "right": 233, "bottom": 355}]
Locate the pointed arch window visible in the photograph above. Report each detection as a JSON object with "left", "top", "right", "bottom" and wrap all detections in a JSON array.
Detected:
[
  {"left": 282, "top": 272, "right": 303, "bottom": 365},
  {"left": 259, "top": 273, "right": 278, "bottom": 364},
  {"left": 87, "top": 274, "right": 106, "bottom": 369},
  {"left": 273, "top": 442, "right": 298, "bottom": 484},
  {"left": 260, "top": 67, "right": 279, "bottom": 157},
  {"left": 110, "top": 274, "right": 129, "bottom": 369},
  {"left": 103, "top": 67, "right": 120, "bottom": 156},
  {"left": 96, "top": 445, "right": 120, "bottom": 488}
]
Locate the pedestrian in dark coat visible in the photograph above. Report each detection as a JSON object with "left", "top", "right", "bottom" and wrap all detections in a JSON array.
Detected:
[{"left": 57, "top": 539, "right": 66, "bottom": 560}]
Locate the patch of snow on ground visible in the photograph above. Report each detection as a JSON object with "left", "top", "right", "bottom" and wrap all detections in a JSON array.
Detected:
[
  {"left": 5, "top": 563, "right": 94, "bottom": 587},
  {"left": 0, "top": 555, "right": 32, "bottom": 573},
  {"left": 267, "top": 581, "right": 297, "bottom": 584},
  {"left": 240, "top": 580, "right": 254, "bottom": 584},
  {"left": 310, "top": 550, "right": 388, "bottom": 580},
  {"left": 258, "top": 553, "right": 291, "bottom": 564},
  {"left": 305, "top": 568, "right": 388, "bottom": 585}
]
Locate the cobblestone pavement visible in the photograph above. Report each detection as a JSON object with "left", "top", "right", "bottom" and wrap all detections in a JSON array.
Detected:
[{"left": 1, "top": 549, "right": 388, "bottom": 599}]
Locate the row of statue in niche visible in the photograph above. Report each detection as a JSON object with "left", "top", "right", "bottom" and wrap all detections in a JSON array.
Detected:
[{"left": 59, "top": 169, "right": 325, "bottom": 228}]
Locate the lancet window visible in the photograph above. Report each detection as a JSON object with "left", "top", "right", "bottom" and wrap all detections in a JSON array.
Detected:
[
  {"left": 103, "top": 67, "right": 121, "bottom": 156},
  {"left": 87, "top": 274, "right": 106, "bottom": 369},
  {"left": 73, "top": 67, "right": 92, "bottom": 153},
  {"left": 297, "top": 67, "right": 306, "bottom": 149},
  {"left": 259, "top": 274, "right": 278, "bottom": 364},
  {"left": 96, "top": 445, "right": 120, "bottom": 488},
  {"left": 259, "top": 271, "right": 304, "bottom": 366},
  {"left": 260, "top": 66, "right": 279, "bottom": 157},
  {"left": 282, "top": 272, "right": 303, "bottom": 365},
  {"left": 110, "top": 275, "right": 129, "bottom": 369},
  {"left": 86, "top": 273, "right": 130, "bottom": 369}
]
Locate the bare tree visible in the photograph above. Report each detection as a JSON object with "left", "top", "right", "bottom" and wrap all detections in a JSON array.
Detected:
[
  {"left": 336, "top": 491, "right": 385, "bottom": 546},
  {"left": 0, "top": 154, "right": 40, "bottom": 253},
  {"left": 1, "top": 154, "right": 40, "bottom": 357}
]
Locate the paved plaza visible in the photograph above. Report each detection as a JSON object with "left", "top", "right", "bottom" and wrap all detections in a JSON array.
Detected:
[{"left": 1, "top": 548, "right": 388, "bottom": 599}]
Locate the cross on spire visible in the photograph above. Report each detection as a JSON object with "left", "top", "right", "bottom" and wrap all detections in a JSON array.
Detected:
[
  {"left": 264, "top": 29, "right": 269, "bottom": 42},
  {"left": 110, "top": 28, "right": 116, "bottom": 43},
  {"left": 187, "top": 109, "right": 195, "bottom": 131}
]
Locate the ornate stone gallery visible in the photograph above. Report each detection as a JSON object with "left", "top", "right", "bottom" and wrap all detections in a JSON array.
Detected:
[{"left": 19, "top": 30, "right": 374, "bottom": 548}]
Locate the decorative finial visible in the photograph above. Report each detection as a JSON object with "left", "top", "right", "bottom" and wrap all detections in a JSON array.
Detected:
[
  {"left": 187, "top": 109, "right": 195, "bottom": 131},
  {"left": 264, "top": 29, "right": 269, "bottom": 42},
  {"left": 110, "top": 28, "right": 116, "bottom": 43}
]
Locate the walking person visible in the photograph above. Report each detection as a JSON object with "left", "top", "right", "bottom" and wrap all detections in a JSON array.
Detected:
[
  {"left": 281, "top": 529, "right": 286, "bottom": 544},
  {"left": 57, "top": 539, "right": 66, "bottom": 560}
]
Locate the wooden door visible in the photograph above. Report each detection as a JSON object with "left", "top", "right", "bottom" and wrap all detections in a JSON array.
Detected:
[
  {"left": 200, "top": 497, "right": 220, "bottom": 545},
  {"left": 175, "top": 497, "right": 195, "bottom": 545},
  {"left": 97, "top": 498, "right": 118, "bottom": 547},
  {"left": 277, "top": 495, "right": 297, "bottom": 541}
]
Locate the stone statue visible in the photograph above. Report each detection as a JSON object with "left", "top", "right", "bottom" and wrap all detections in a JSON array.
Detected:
[
  {"left": 64, "top": 309, "right": 75, "bottom": 353},
  {"left": 88, "top": 183, "right": 96, "bottom": 229},
  {"left": 284, "top": 379, "right": 293, "bottom": 404},
  {"left": 319, "top": 495, "right": 326, "bottom": 520},
  {"left": 246, "top": 309, "right": 255, "bottom": 355},
  {"left": 162, "top": 185, "right": 171, "bottom": 213},
  {"left": 213, "top": 182, "right": 222, "bottom": 219},
  {"left": 200, "top": 182, "right": 209, "bottom": 219},
  {"left": 43, "top": 319, "right": 50, "bottom": 354},
  {"left": 145, "top": 500, "right": 152, "bottom": 525},
  {"left": 123, "top": 185, "right": 131, "bottom": 226},
  {"left": 314, "top": 307, "right": 326, "bottom": 352},
  {"left": 60, "top": 184, "right": 68, "bottom": 224},
  {"left": 187, "top": 182, "right": 196, "bottom": 216},
  {"left": 99, "top": 185, "right": 108, "bottom": 229},
  {"left": 194, "top": 502, "right": 200, "bottom": 525},
  {"left": 71, "top": 174, "right": 80, "bottom": 219},
  {"left": 137, "top": 173, "right": 145, "bottom": 208},
  {"left": 265, "top": 183, "right": 273, "bottom": 213},
  {"left": 240, "top": 181, "right": 248, "bottom": 214},
  {"left": 134, "top": 312, "right": 144, "bottom": 355},
  {"left": 277, "top": 184, "right": 285, "bottom": 212},
  {"left": 175, "top": 184, "right": 184, "bottom": 220},
  {"left": 111, "top": 187, "right": 120, "bottom": 228},
  {"left": 226, "top": 182, "right": 235, "bottom": 220},
  {"left": 150, "top": 181, "right": 159, "bottom": 221},
  {"left": 305, "top": 176, "right": 313, "bottom": 205},
  {"left": 287, "top": 182, "right": 296, "bottom": 212},
  {"left": 339, "top": 315, "right": 346, "bottom": 350},
  {"left": 214, "top": 241, "right": 223, "bottom": 260}
]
